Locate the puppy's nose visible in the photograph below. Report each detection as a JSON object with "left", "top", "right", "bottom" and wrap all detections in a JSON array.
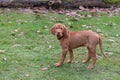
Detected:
[{"left": 57, "top": 32, "right": 60, "bottom": 35}]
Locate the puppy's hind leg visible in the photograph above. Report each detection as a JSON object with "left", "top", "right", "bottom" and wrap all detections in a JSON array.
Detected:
[
  {"left": 87, "top": 46, "right": 97, "bottom": 69},
  {"left": 82, "top": 47, "right": 91, "bottom": 63}
]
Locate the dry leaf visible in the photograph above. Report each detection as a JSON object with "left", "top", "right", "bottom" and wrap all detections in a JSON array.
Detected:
[
  {"left": 87, "top": 14, "right": 92, "bottom": 18},
  {"left": 75, "top": 61, "right": 79, "bottom": 64},
  {"left": 36, "top": 30, "right": 41, "bottom": 34},
  {"left": 108, "top": 39, "right": 115, "bottom": 42},
  {"left": 19, "top": 32, "right": 25, "bottom": 37},
  {"left": 105, "top": 52, "right": 113, "bottom": 55},
  {"left": 44, "top": 25, "right": 48, "bottom": 29},
  {"left": 3, "top": 57, "right": 7, "bottom": 61},
  {"left": 0, "top": 50, "right": 5, "bottom": 53},
  {"left": 49, "top": 45, "right": 54, "bottom": 49},
  {"left": 25, "top": 74, "right": 30, "bottom": 77},
  {"left": 41, "top": 67, "right": 48, "bottom": 71},
  {"left": 96, "top": 29, "right": 102, "bottom": 33},
  {"left": 82, "top": 25, "right": 92, "bottom": 29},
  {"left": 13, "top": 44, "right": 20, "bottom": 47},
  {"left": 49, "top": 45, "right": 52, "bottom": 49}
]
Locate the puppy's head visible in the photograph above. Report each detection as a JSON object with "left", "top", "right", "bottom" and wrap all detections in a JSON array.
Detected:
[{"left": 50, "top": 23, "right": 67, "bottom": 40}]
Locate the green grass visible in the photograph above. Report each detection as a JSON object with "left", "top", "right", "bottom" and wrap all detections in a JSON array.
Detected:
[
  {"left": 0, "top": 9, "right": 120, "bottom": 80},
  {"left": 102, "top": 0, "right": 120, "bottom": 4}
]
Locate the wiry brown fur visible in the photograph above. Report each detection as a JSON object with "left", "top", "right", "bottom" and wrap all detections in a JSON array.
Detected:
[{"left": 50, "top": 23, "right": 106, "bottom": 69}]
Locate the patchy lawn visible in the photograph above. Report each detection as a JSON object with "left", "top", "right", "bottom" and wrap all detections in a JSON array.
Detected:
[{"left": 0, "top": 8, "right": 120, "bottom": 80}]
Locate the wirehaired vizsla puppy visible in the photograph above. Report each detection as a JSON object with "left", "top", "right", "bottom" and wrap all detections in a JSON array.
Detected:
[{"left": 50, "top": 23, "right": 106, "bottom": 69}]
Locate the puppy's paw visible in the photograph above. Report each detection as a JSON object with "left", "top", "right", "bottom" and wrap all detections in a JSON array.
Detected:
[
  {"left": 87, "top": 65, "right": 94, "bottom": 70},
  {"left": 67, "top": 60, "right": 72, "bottom": 63},
  {"left": 54, "top": 63, "right": 62, "bottom": 67},
  {"left": 82, "top": 60, "right": 87, "bottom": 63}
]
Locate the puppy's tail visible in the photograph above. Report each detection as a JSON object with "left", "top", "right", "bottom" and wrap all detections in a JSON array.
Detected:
[{"left": 99, "top": 37, "right": 107, "bottom": 58}]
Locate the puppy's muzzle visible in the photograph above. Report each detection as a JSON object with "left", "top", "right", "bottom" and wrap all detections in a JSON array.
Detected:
[{"left": 57, "top": 32, "right": 60, "bottom": 36}]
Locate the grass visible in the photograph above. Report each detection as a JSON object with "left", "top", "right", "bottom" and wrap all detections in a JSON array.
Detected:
[
  {"left": 0, "top": 8, "right": 120, "bottom": 80},
  {"left": 103, "top": 0, "right": 120, "bottom": 4}
]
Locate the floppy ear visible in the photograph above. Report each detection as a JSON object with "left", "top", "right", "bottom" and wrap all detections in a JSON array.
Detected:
[
  {"left": 62, "top": 25, "right": 68, "bottom": 37},
  {"left": 50, "top": 26, "right": 56, "bottom": 35}
]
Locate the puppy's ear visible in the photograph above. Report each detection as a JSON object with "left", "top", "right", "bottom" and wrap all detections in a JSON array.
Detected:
[
  {"left": 62, "top": 25, "right": 68, "bottom": 37},
  {"left": 50, "top": 26, "right": 56, "bottom": 35}
]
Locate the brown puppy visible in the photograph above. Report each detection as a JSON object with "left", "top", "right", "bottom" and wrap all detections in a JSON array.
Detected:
[{"left": 50, "top": 23, "right": 106, "bottom": 69}]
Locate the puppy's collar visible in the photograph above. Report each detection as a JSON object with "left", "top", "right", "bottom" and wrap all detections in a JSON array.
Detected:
[{"left": 57, "top": 35, "right": 64, "bottom": 40}]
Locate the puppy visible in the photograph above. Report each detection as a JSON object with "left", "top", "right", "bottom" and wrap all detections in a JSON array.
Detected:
[{"left": 50, "top": 23, "right": 106, "bottom": 69}]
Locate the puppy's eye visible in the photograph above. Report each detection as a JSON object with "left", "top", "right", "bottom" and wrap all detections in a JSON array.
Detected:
[{"left": 60, "top": 28, "right": 63, "bottom": 30}]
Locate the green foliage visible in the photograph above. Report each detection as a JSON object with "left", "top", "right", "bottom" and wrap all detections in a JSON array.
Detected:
[{"left": 102, "top": 0, "right": 120, "bottom": 4}]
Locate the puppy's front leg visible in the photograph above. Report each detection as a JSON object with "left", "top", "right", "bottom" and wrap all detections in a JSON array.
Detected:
[
  {"left": 54, "top": 48, "right": 68, "bottom": 67},
  {"left": 67, "top": 49, "right": 74, "bottom": 63}
]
